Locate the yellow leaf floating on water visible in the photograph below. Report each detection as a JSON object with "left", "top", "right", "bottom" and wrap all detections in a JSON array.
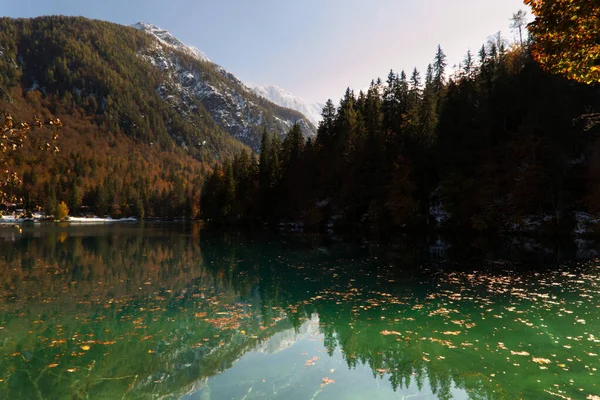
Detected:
[
  {"left": 442, "top": 331, "right": 461, "bottom": 336},
  {"left": 48, "top": 364, "right": 59, "bottom": 368},
  {"left": 532, "top": 357, "right": 551, "bottom": 365},
  {"left": 511, "top": 351, "right": 530, "bottom": 356},
  {"left": 67, "top": 368, "right": 77, "bottom": 373},
  {"left": 81, "top": 345, "right": 90, "bottom": 351},
  {"left": 380, "top": 330, "right": 402, "bottom": 336}
]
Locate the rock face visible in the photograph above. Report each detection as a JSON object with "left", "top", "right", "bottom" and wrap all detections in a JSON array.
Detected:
[{"left": 133, "top": 22, "right": 316, "bottom": 151}]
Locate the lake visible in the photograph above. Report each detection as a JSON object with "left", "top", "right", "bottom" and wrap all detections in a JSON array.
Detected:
[{"left": 0, "top": 223, "right": 599, "bottom": 399}]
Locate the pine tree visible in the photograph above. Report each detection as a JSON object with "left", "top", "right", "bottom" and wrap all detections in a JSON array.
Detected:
[
  {"left": 364, "top": 80, "right": 383, "bottom": 140},
  {"left": 258, "top": 127, "right": 271, "bottom": 192},
  {"left": 420, "top": 64, "right": 438, "bottom": 148},
  {"left": 318, "top": 99, "right": 336, "bottom": 140},
  {"left": 409, "top": 68, "right": 422, "bottom": 107},
  {"left": 432, "top": 45, "right": 447, "bottom": 98},
  {"left": 336, "top": 88, "right": 361, "bottom": 163},
  {"left": 222, "top": 162, "right": 235, "bottom": 219},
  {"left": 462, "top": 50, "right": 475, "bottom": 80},
  {"left": 282, "top": 123, "right": 304, "bottom": 169},
  {"left": 268, "top": 132, "right": 282, "bottom": 188}
]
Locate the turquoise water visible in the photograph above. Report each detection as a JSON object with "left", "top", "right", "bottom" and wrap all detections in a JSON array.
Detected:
[{"left": 0, "top": 223, "right": 598, "bottom": 399}]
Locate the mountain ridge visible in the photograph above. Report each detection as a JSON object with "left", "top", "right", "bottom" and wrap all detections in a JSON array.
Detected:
[
  {"left": 251, "top": 84, "right": 324, "bottom": 127},
  {"left": 131, "top": 21, "right": 317, "bottom": 150}
]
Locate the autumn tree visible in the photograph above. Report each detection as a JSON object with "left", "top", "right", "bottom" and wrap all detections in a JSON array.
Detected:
[
  {"left": 56, "top": 201, "right": 69, "bottom": 220},
  {"left": 525, "top": 0, "right": 600, "bottom": 84}
]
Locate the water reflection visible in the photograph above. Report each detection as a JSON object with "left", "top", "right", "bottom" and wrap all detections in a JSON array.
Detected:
[{"left": 0, "top": 224, "right": 599, "bottom": 399}]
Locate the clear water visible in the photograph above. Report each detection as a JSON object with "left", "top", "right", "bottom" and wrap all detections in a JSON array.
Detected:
[{"left": 0, "top": 223, "right": 599, "bottom": 399}]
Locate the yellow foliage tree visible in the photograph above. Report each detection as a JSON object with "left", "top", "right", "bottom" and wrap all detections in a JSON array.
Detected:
[
  {"left": 524, "top": 0, "right": 600, "bottom": 85},
  {"left": 56, "top": 201, "right": 69, "bottom": 220}
]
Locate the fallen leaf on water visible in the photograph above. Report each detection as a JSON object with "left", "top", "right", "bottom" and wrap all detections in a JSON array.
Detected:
[
  {"left": 48, "top": 364, "right": 59, "bottom": 368},
  {"left": 81, "top": 345, "right": 90, "bottom": 351},
  {"left": 321, "top": 377, "right": 335, "bottom": 386},
  {"left": 532, "top": 357, "right": 551, "bottom": 365},
  {"left": 442, "top": 331, "right": 461, "bottom": 336}
]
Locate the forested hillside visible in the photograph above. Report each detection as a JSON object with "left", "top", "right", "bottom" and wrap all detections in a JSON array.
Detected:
[
  {"left": 0, "top": 16, "right": 254, "bottom": 218},
  {"left": 2, "top": 14, "right": 599, "bottom": 232},
  {"left": 0, "top": 16, "right": 316, "bottom": 220},
  {"left": 202, "top": 38, "right": 600, "bottom": 235}
]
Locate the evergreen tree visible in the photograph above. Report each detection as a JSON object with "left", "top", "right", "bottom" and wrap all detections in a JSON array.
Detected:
[
  {"left": 258, "top": 127, "right": 271, "bottom": 192},
  {"left": 282, "top": 123, "right": 304, "bottom": 170},
  {"left": 432, "top": 45, "right": 447, "bottom": 98}
]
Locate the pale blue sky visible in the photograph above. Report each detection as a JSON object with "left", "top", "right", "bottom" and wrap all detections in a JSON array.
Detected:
[{"left": 3, "top": 0, "right": 528, "bottom": 104}]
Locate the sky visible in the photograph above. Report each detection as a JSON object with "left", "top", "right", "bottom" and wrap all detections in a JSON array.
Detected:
[{"left": 3, "top": 0, "right": 530, "bottom": 104}]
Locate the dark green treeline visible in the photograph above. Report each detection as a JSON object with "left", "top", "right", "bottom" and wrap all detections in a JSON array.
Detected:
[{"left": 201, "top": 40, "right": 600, "bottom": 234}]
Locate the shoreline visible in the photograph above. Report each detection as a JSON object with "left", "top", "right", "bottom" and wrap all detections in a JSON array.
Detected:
[{"left": 1, "top": 216, "right": 139, "bottom": 224}]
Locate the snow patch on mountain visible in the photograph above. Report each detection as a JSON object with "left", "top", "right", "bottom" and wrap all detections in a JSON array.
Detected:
[
  {"left": 133, "top": 22, "right": 316, "bottom": 151},
  {"left": 132, "top": 22, "right": 210, "bottom": 63},
  {"left": 252, "top": 85, "right": 323, "bottom": 127},
  {"left": 137, "top": 43, "right": 313, "bottom": 150}
]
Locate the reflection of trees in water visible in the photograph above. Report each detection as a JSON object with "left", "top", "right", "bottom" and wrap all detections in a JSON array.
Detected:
[
  {"left": 0, "top": 224, "right": 206, "bottom": 305},
  {"left": 201, "top": 235, "right": 599, "bottom": 400},
  {"left": 0, "top": 226, "right": 315, "bottom": 399},
  {"left": 0, "top": 227, "right": 597, "bottom": 399}
]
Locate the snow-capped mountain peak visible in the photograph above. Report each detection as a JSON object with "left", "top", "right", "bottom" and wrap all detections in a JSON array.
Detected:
[
  {"left": 131, "top": 22, "right": 316, "bottom": 150},
  {"left": 132, "top": 22, "right": 210, "bottom": 63},
  {"left": 252, "top": 85, "right": 323, "bottom": 127}
]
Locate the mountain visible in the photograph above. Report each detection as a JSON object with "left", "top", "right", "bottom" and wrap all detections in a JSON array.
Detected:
[
  {"left": 0, "top": 16, "right": 317, "bottom": 219},
  {"left": 0, "top": 16, "right": 246, "bottom": 219},
  {"left": 131, "top": 22, "right": 210, "bottom": 62},
  {"left": 251, "top": 85, "right": 324, "bottom": 127},
  {"left": 132, "top": 22, "right": 316, "bottom": 150}
]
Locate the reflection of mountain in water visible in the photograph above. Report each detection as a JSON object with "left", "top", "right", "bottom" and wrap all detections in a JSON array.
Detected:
[{"left": 254, "top": 314, "right": 321, "bottom": 355}]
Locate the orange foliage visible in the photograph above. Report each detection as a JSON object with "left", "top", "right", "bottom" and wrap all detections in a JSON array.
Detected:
[{"left": 525, "top": 0, "right": 600, "bottom": 84}]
